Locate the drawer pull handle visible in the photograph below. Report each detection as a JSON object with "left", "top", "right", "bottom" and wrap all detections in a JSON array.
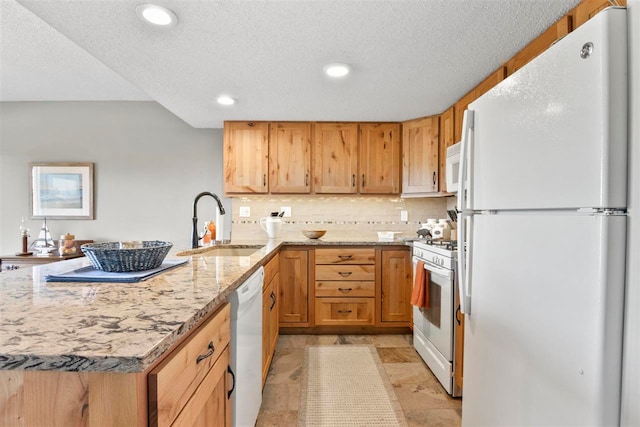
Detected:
[
  {"left": 337, "top": 255, "right": 352, "bottom": 261},
  {"left": 338, "top": 271, "right": 352, "bottom": 277},
  {"left": 337, "top": 309, "right": 353, "bottom": 314},
  {"left": 338, "top": 287, "right": 353, "bottom": 293},
  {"left": 227, "top": 365, "right": 236, "bottom": 399},
  {"left": 196, "top": 342, "right": 215, "bottom": 364},
  {"left": 270, "top": 291, "right": 277, "bottom": 311}
]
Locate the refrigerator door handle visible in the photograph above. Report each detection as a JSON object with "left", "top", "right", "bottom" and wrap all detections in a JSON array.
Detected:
[
  {"left": 457, "top": 109, "right": 474, "bottom": 315},
  {"left": 456, "top": 109, "right": 474, "bottom": 213},
  {"left": 458, "top": 213, "right": 472, "bottom": 315}
]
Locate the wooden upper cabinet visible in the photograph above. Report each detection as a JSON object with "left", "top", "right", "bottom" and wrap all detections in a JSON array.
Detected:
[
  {"left": 269, "top": 122, "right": 312, "bottom": 193},
  {"left": 223, "top": 122, "right": 269, "bottom": 194},
  {"left": 402, "top": 116, "right": 439, "bottom": 194},
  {"left": 572, "top": 0, "right": 623, "bottom": 29},
  {"left": 506, "top": 16, "right": 571, "bottom": 76},
  {"left": 359, "top": 123, "right": 401, "bottom": 194},
  {"left": 313, "top": 123, "right": 359, "bottom": 193},
  {"left": 438, "top": 107, "right": 455, "bottom": 193},
  {"left": 454, "top": 67, "right": 507, "bottom": 142}
]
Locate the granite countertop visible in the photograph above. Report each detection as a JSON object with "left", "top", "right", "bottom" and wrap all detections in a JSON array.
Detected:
[{"left": 0, "top": 235, "right": 412, "bottom": 374}]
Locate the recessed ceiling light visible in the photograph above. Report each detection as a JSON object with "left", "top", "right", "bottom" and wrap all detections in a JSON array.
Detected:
[
  {"left": 216, "top": 95, "right": 236, "bottom": 106},
  {"left": 323, "top": 63, "right": 351, "bottom": 78},
  {"left": 136, "top": 4, "right": 177, "bottom": 27}
]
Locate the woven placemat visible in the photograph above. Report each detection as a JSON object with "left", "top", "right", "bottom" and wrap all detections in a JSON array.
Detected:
[{"left": 298, "top": 345, "right": 407, "bottom": 427}]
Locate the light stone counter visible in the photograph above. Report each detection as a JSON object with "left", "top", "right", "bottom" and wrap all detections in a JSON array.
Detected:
[{"left": 0, "top": 235, "right": 412, "bottom": 373}]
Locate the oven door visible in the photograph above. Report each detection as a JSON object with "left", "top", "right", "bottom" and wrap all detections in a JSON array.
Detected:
[{"left": 412, "top": 256, "right": 454, "bottom": 360}]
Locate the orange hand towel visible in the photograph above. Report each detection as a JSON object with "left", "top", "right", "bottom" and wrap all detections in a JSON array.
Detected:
[{"left": 411, "top": 260, "right": 430, "bottom": 308}]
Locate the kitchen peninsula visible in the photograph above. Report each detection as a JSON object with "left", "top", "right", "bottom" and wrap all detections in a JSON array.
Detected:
[{"left": 0, "top": 235, "right": 412, "bottom": 426}]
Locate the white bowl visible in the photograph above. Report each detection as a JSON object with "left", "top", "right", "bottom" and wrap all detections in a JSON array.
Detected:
[{"left": 377, "top": 231, "right": 402, "bottom": 241}]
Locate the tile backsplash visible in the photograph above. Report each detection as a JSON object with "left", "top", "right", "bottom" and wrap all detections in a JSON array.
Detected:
[{"left": 231, "top": 195, "right": 451, "bottom": 240}]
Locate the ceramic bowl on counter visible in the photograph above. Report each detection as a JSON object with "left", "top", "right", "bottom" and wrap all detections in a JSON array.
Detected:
[
  {"left": 377, "top": 231, "right": 402, "bottom": 241},
  {"left": 302, "top": 230, "right": 327, "bottom": 239},
  {"left": 81, "top": 240, "right": 172, "bottom": 272}
]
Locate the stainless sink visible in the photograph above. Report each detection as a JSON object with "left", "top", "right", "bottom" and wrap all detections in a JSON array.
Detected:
[{"left": 176, "top": 245, "right": 263, "bottom": 257}]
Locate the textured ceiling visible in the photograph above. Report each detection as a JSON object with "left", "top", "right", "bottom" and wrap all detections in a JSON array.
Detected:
[{"left": 2, "top": 0, "right": 582, "bottom": 128}]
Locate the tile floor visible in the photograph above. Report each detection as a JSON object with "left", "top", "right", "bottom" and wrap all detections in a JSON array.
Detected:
[{"left": 256, "top": 334, "right": 462, "bottom": 427}]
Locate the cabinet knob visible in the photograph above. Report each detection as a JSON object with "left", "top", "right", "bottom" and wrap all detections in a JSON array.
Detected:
[
  {"left": 337, "top": 255, "right": 352, "bottom": 261},
  {"left": 337, "top": 309, "right": 353, "bottom": 314},
  {"left": 338, "top": 271, "right": 352, "bottom": 277},
  {"left": 338, "top": 287, "right": 353, "bottom": 293}
]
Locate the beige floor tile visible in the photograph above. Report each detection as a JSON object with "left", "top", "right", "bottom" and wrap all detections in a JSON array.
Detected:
[
  {"left": 335, "top": 334, "right": 374, "bottom": 345},
  {"left": 265, "top": 348, "right": 305, "bottom": 384},
  {"left": 260, "top": 383, "right": 301, "bottom": 411},
  {"left": 393, "top": 383, "right": 462, "bottom": 410},
  {"left": 255, "top": 410, "right": 298, "bottom": 427},
  {"left": 371, "top": 334, "right": 413, "bottom": 348},
  {"left": 404, "top": 408, "right": 462, "bottom": 427},
  {"left": 383, "top": 362, "right": 432, "bottom": 385},
  {"left": 305, "top": 334, "right": 340, "bottom": 345},
  {"left": 377, "top": 347, "right": 423, "bottom": 363},
  {"left": 277, "top": 334, "right": 308, "bottom": 349}
]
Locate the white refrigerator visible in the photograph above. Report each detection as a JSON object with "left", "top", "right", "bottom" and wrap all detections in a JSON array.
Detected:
[{"left": 457, "top": 8, "right": 628, "bottom": 426}]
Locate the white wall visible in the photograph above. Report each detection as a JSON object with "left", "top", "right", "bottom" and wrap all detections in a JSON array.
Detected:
[
  {"left": 622, "top": 1, "right": 639, "bottom": 425},
  {"left": 0, "top": 101, "right": 231, "bottom": 254}
]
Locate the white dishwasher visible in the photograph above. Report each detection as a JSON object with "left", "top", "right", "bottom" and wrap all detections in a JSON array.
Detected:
[{"left": 228, "top": 266, "right": 264, "bottom": 427}]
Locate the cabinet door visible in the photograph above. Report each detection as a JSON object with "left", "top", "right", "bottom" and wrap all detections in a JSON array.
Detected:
[
  {"left": 506, "top": 17, "right": 571, "bottom": 75},
  {"left": 380, "top": 250, "right": 412, "bottom": 323},
  {"left": 279, "top": 249, "right": 309, "bottom": 324},
  {"left": 453, "top": 68, "right": 507, "bottom": 143},
  {"left": 269, "top": 272, "right": 279, "bottom": 357},
  {"left": 573, "top": 0, "right": 615, "bottom": 29},
  {"left": 359, "top": 123, "right": 401, "bottom": 194},
  {"left": 438, "top": 108, "right": 455, "bottom": 193},
  {"left": 313, "top": 123, "right": 359, "bottom": 193},
  {"left": 171, "top": 347, "right": 231, "bottom": 427},
  {"left": 401, "top": 116, "right": 439, "bottom": 194},
  {"left": 261, "top": 272, "right": 280, "bottom": 386},
  {"left": 269, "top": 122, "right": 312, "bottom": 193},
  {"left": 262, "top": 281, "right": 273, "bottom": 386},
  {"left": 223, "top": 121, "right": 269, "bottom": 194}
]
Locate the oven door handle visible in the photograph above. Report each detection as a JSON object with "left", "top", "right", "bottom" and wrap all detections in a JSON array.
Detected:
[{"left": 414, "top": 258, "right": 452, "bottom": 279}]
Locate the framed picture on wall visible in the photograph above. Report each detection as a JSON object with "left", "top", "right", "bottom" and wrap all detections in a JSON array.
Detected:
[{"left": 30, "top": 162, "right": 94, "bottom": 219}]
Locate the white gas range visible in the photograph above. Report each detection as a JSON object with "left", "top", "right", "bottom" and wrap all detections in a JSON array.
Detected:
[{"left": 412, "top": 239, "right": 462, "bottom": 397}]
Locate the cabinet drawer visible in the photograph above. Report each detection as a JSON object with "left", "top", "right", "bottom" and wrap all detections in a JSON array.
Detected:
[
  {"left": 315, "top": 264, "right": 375, "bottom": 281},
  {"left": 263, "top": 253, "right": 279, "bottom": 290},
  {"left": 314, "top": 298, "right": 375, "bottom": 326},
  {"left": 314, "top": 248, "right": 375, "bottom": 265},
  {"left": 149, "top": 304, "right": 231, "bottom": 427},
  {"left": 171, "top": 347, "right": 231, "bottom": 427},
  {"left": 315, "top": 281, "right": 375, "bottom": 297}
]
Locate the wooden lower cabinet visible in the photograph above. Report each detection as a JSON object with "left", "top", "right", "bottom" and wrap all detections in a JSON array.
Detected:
[
  {"left": 0, "top": 304, "right": 233, "bottom": 427},
  {"left": 279, "top": 249, "right": 309, "bottom": 325},
  {"left": 262, "top": 254, "right": 280, "bottom": 386},
  {"left": 171, "top": 348, "right": 231, "bottom": 427},
  {"left": 313, "top": 247, "right": 377, "bottom": 328},
  {"left": 380, "top": 249, "right": 413, "bottom": 324},
  {"left": 315, "top": 298, "right": 375, "bottom": 326}
]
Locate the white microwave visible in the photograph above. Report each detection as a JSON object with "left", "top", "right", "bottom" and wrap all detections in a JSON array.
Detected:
[{"left": 446, "top": 141, "right": 461, "bottom": 193}]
